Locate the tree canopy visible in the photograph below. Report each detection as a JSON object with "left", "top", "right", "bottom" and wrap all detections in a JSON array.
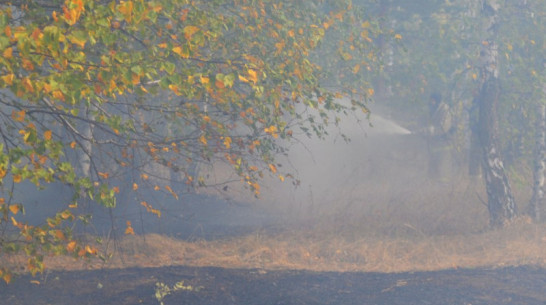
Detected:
[{"left": 0, "top": 0, "right": 379, "bottom": 282}]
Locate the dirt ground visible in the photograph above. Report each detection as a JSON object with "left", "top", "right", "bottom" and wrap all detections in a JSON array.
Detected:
[{"left": 2, "top": 265, "right": 546, "bottom": 305}]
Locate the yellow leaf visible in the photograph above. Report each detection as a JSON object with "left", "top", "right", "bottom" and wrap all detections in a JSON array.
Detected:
[
  {"left": 125, "top": 221, "right": 135, "bottom": 235},
  {"left": 158, "top": 42, "right": 167, "bottom": 49},
  {"left": 264, "top": 125, "right": 278, "bottom": 138},
  {"left": 22, "top": 77, "right": 34, "bottom": 92},
  {"left": 367, "top": 88, "right": 374, "bottom": 96},
  {"left": 472, "top": 73, "right": 477, "bottom": 80},
  {"left": 60, "top": 210, "right": 72, "bottom": 220},
  {"left": 248, "top": 69, "right": 258, "bottom": 83},
  {"left": 394, "top": 33, "right": 402, "bottom": 40},
  {"left": 13, "top": 174, "right": 22, "bottom": 183},
  {"left": 98, "top": 172, "right": 109, "bottom": 179},
  {"left": 238, "top": 75, "right": 249, "bottom": 83},
  {"left": 4, "top": 25, "right": 11, "bottom": 38},
  {"left": 172, "top": 46, "right": 184, "bottom": 57},
  {"left": 352, "top": 64, "right": 360, "bottom": 74},
  {"left": 12, "top": 110, "right": 26, "bottom": 122},
  {"left": 52, "top": 90, "right": 65, "bottom": 101},
  {"left": 117, "top": 0, "right": 133, "bottom": 23},
  {"left": 200, "top": 76, "right": 209, "bottom": 84},
  {"left": 44, "top": 130, "right": 52, "bottom": 141},
  {"left": 223, "top": 136, "right": 232, "bottom": 149},
  {"left": 131, "top": 73, "right": 140, "bottom": 85},
  {"left": 9, "top": 204, "right": 20, "bottom": 215},
  {"left": 36, "top": 154, "right": 48, "bottom": 165},
  {"left": 133, "top": 183, "right": 138, "bottom": 191},
  {"left": 22, "top": 58, "right": 35, "bottom": 71},
  {"left": 1, "top": 73, "right": 14, "bottom": 85},
  {"left": 275, "top": 40, "right": 285, "bottom": 53},
  {"left": 165, "top": 185, "right": 179, "bottom": 200},
  {"left": 54, "top": 230, "right": 66, "bottom": 240},
  {"left": 141, "top": 173, "right": 149, "bottom": 180},
  {"left": 69, "top": 35, "right": 86, "bottom": 48},
  {"left": 278, "top": 175, "right": 285, "bottom": 182},
  {"left": 85, "top": 245, "right": 97, "bottom": 255},
  {"left": 269, "top": 164, "right": 277, "bottom": 173},
  {"left": 154, "top": 185, "right": 160, "bottom": 191},
  {"left": 3, "top": 47, "right": 12, "bottom": 59},
  {"left": 3, "top": 272, "right": 12, "bottom": 284},
  {"left": 21, "top": 129, "right": 31, "bottom": 144},
  {"left": 168, "top": 84, "right": 181, "bottom": 95},
  {"left": 66, "top": 241, "right": 77, "bottom": 252},
  {"left": 199, "top": 134, "right": 207, "bottom": 145},
  {"left": 70, "top": 141, "right": 77, "bottom": 149},
  {"left": 183, "top": 25, "right": 200, "bottom": 40}
]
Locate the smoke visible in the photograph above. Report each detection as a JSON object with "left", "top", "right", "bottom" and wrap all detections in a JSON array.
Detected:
[{"left": 215, "top": 102, "right": 427, "bottom": 226}]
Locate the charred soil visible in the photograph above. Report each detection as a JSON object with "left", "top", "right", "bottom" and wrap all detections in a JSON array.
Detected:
[{"left": 2, "top": 265, "right": 546, "bottom": 305}]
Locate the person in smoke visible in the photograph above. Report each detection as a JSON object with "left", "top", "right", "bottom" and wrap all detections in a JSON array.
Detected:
[{"left": 426, "top": 92, "right": 453, "bottom": 179}]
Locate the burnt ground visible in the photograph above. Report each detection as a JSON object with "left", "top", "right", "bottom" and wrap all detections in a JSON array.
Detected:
[{"left": 2, "top": 265, "right": 546, "bottom": 305}]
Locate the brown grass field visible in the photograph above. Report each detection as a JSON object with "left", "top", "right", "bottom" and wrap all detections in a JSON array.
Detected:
[{"left": 10, "top": 170, "right": 545, "bottom": 276}]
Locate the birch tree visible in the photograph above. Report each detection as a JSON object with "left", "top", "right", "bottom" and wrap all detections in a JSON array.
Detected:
[{"left": 0, "top": 0, "right": 377, "bottom": 282}]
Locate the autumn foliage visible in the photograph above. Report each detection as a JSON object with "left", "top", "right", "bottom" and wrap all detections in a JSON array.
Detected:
[{"left": 0, "top": 0, "right": 376, "bottom": 282}]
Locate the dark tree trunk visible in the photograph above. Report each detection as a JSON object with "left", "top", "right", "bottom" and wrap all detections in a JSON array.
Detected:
[
  {"left": 530, "top": 103, "right": 546, "bottom": 221},
  {"left": 477, "top": 79, "right": 516, "bottom": 227},
  {"left": 476, "top": 0, "right": 517, "bottom": 228}
]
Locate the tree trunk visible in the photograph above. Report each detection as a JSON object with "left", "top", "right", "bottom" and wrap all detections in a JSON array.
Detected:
[
  {"left": 477, "top": 0, "right": 517, "bottom": 227},
  {"left": 478, "top": 79, "right": 516, "bottom": 227},
  {"left": 78, "top": 105, "right": 95, "bottom": 178},
  {"left": 530, "top": 103, "right": 546, "bottom": 221}
]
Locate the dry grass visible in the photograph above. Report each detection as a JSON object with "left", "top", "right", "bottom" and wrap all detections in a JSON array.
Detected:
[
  {"left": 38, "top": 215, "right": 546, "bottom": 274},
  {"left": 13, "top": 156, "right": 546, "bottom": 275}
]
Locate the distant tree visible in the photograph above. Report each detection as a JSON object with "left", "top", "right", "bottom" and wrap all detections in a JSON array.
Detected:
[{"left": 0, "top": 0, "right": 377, "bottom": 282}]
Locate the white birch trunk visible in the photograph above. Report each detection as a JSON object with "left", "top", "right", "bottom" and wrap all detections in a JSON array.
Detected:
[{"left": 477, "top": 0, "right": 517, "bottom": 227}]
